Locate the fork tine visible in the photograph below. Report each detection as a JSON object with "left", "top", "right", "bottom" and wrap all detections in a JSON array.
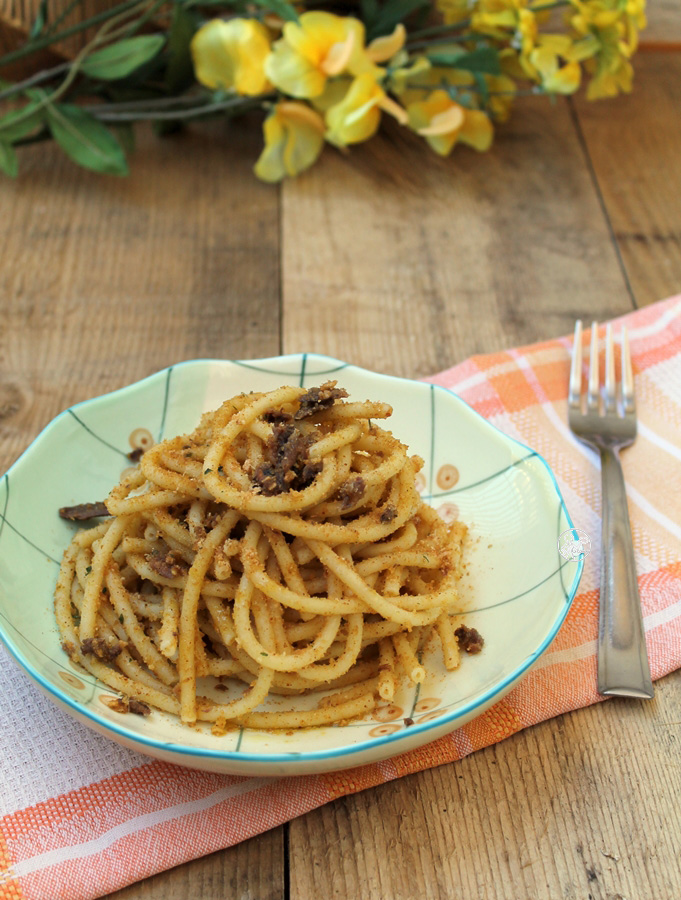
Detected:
[
  {"left": 588, "top": 321, "right": 600, "bottom": 410},
  {"left": 569, "top": 320, "right": 583, "bottom": 407},
  {"left": 605, "top": 323, "right": 616, "bottom": 412},
  {"left": 621, "top": 325, "right": 635, "bottom": 413}
]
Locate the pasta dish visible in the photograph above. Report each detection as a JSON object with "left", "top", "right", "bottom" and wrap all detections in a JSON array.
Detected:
[{"left": 55, "top": 382, "right": 481, "bottom": 731}]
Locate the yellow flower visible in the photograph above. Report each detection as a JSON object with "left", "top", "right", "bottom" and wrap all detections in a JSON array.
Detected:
[
  {"left": 571, "top": 0, "right": 625, "bottom": 30},
  {"left": 499, "top": 46, "right": 529, "bottom": 80},
  {"left": 584, "top": 24, "right": 634, "bottom": 99},
  {"left": 324, "top": 72, "right": 407, "bottom": 147},
  {"left": 365, "top": 24, "right": 407, "bottom": 64},
  {"left": 485, "top": 73, "right": 517, "bottom": 122},
  {"left": 570, "top": 0, "right": 646, "bottom": 53},
  {"left": 407, "top": 89, "right": 493, "bottom": 156},
  {"left": 392, "top": 55, "right": 476, "bottom": 108},
  {"left": 527, "top": 35, "right": 581, "bottom": 93},
  {"left": 254, "top": 102, "right": 325, "bottom": 182},
  {"left": 473, "top": 0, "right": 529, "bottom": 34},
  {"left": 389, "top": 54, "right": 432, "bottom": 99},
  {"left": 191, "top": 19, "right": 271, "bottom": 96},
  {"left": 264, "top": 12, "right": 374, "bottom": 99},
  {"left": 437, "top": 0, "right": 471, "bottom": 25},
  {"left": 516, "top": 8, "right": 538, "bottom": 56}
]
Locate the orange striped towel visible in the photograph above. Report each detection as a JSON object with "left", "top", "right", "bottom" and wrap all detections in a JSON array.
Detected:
[{"left": 2, "top": 296, "right": 681, "bottom": 900}]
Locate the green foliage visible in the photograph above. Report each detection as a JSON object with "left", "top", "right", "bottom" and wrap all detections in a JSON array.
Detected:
[
  {"left": 29, "top": 0, "right": 50, "bottom": 39},
  {"left": 0, "top": 102, "right": 45, "bottom": 141},
  {"left": 0, "top": 142, "right": 17, "bottom": 177},
  {"left": 47, "top": 104, "right": 128, "bottom": 175},
  {"left": 165, "top": 5, "right": 200, "bottom": 93},
  {"left": 427, "top": 47, "right": 501, "bottom": 75},
  {"left": 112, "top": 123, "right": 136, "bottom": 154},
  {"left": 365, "top": 0, "right": 431, "bottom": 40},
  {"left": 0, "top": 0, "right": 648, "bottom": 180},
  {"left": 251, "top": 0, "right": 300, "bottom": 23},
  {"left": 81, "top": 36, "right": 166, "bottom": 81}
]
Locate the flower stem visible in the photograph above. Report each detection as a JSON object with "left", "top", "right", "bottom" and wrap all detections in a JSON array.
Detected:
[
  {"left": 93, "top": 93, "right": 208, "bottom": 114},
  {"left": 0, "top": 1, "right": 152, "bottom": 136},
  {"left": 43, "top": 0, "right": 89, "bottom": 39},
  {"left": 0, "top": 61, "right": 69, "bottom": 103},
  {"left": 529, "top": 0, "right": 569, "bottom": 10},
  {"left": 0, "top": 0, "right": 145, "bottom": 68},
  {"left": 407, "top": 34, "right": 488, "bottom": 50},
  {"left": 89, "top": 93, "right": 275, "bottom": 122},
  {"left": 407, "top": 22, "right": 472, "bottom": 41}
]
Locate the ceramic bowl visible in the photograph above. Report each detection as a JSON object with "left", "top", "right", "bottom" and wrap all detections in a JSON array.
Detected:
[{"left": 0, "top": 355, "right": 582, "bottom": 775}]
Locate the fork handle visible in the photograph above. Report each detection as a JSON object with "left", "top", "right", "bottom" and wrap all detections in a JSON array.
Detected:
[{"left": 597, "top": 447, "right": 654, "bottom": 699}]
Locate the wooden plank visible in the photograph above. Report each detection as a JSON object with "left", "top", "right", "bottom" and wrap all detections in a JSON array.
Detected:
[
  {"left": 106, "top": 832, "right": 285, "bottom": 900},
  {"left": 573, "top": 52, "right": 681, "bottom": 307},
  {"left": 0, "top": 118, "right": 286, "bottom": 900},
  {"left": 282, "top": 80, "right": 678, "bottom": 900},
  {"left": 281, "top": 93, "right": 632, "bottom": 379},
  {"left": 0, "top": 118, "right": 281, "bottom": 474},
  {"left": 643, "top": 0, "right": 681, "bottom": 44},
  {"left": 290, "top": 670, "right": 681, "bottom": 900}
]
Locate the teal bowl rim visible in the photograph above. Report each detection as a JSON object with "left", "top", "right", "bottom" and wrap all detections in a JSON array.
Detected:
[{"left": 0, "top": 353, "right": 583, "bottom": 767}]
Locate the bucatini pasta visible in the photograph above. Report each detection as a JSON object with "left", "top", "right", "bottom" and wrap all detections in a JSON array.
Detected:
[{"left": 55, "top": 382, "right": 482, "bottom": 731}]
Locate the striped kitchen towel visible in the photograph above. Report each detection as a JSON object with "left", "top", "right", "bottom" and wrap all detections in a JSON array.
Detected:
[{"left": 2, "top": 294, "right": 681, "bottom": 900}]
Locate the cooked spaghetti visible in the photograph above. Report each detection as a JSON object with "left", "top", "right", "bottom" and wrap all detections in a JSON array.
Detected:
[{"left": 55, "top": 382, "right": 480, "bottom": 731}]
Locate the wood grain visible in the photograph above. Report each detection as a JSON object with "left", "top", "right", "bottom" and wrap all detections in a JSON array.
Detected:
[
  {"left": 281, "top": 94, "right": 632, "bottom": 377},
  {"left": 283, "top": 60, "right": 681, "bottom": 900},
  {"left": 643, "top": 0, "right": 681, "bottom": 44},
  {"left": 290, "top": 670, "right": 681, "bottom": 900},
  {"left": 106, "top": 832, "right": 285, "bottom": 900},
  {"left": 0, "top": 117, "right": 281, "bottom": 474},
  {"left": 573, "top": 52, "right": 681, "bottom": 308},
  {"left": 1, "top": 40, "right": 679, "bottom": 900},
  {"left": 0, "top": 117, "right": 286, "bottom": 900}
]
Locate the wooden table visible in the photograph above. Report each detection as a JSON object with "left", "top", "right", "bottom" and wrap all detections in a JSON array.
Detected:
[{"left": 2, "top": 26, "right": 680, "bottom": 900}]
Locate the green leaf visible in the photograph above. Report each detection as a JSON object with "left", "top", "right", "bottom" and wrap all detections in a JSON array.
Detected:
[
  {"left": 165, "top": 4, "right": 199, "bottom": 93},
  {"left": 0, "top": 142, "right": 18, "bottom": 177},
  {"left": 0, "top": 101, "right": 45, "bottom": 141},
  {"left": 426, "top": 48, "right": 464, "bottom": 66},
  {"left": 81, "top": 35, "right": 166, "bottom": 81},
  {"left": 428, "top": 47, "right": 501, "bottom": 75},
  {"left": 367, "top": 0, "right": 429, "bottom": 40},
  {"left": 360, "top": 0, "right": 380, "bottom": 28},
  {"left": 47, "top": 104, "right": 128, "bottom": 175},
  {"left": 29, "top": 0, "right": 50, "bottom": 39},
  {"left": 251, "top": 0, "right": 299, "bottom": 23},
  {"left": 473, "top": 71, "right": 490, "bottom": 103},
  {"left": 112, "top": 122, "right": 136, "bottom": 154}
]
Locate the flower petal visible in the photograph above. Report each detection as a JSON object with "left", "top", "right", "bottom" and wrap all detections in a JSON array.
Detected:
[
  {"left": 543, "top": 61, "right": 581, "bottom": 94},
  {"left": 265, "top": 40, "right": 327, "bottom": 97},
  {"left": 191, "top": 19, "right": 270, "bottom": 96},
  {"left": 320, "top": 29, "right": 356, "bottom": 76},
  {"left": 458, "top": 109, "right": 494, "bottom": 151},
  {"left": 366, "top": 24, "right": 406, "bottom": 63},
  {"left": 254, "top": 114, "right": 288, "bottom": 182},
  {"left": 417, "top": 104, "right": 465, "bottom": 136},
  {"left": 191, "top": 20, "right": 237, "bottom": 91},
  {"left": 325, "top": 73, "right": 384, "bottom": 146},
  {"left": 254, "top": 102, "right": 325, "bottom": 182}
]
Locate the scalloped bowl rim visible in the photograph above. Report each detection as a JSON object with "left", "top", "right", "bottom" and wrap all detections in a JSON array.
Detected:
[{"left": 0, "top": 353, "right": 582, "bottom": 768}]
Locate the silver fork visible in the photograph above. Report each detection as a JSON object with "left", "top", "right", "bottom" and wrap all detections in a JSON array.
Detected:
[{"left": 569, "top": 320, "right": 654, "bottom": 699}]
